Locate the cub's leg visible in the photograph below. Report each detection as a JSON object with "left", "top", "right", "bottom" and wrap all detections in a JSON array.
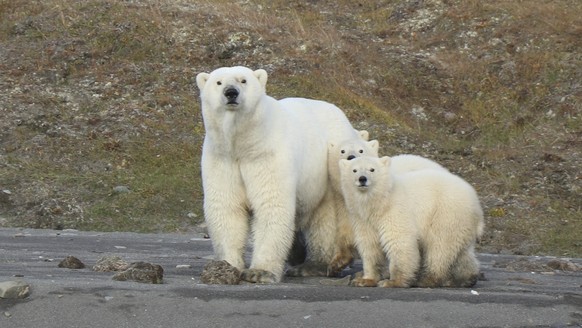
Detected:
[
  {"left": 416, "top": 212, "right": 474, "bottom": 288},
  {"left": 377, "top": 236, "right": 420, "bottom": 288},
  {"left": 350, "top": 221, "right": 385, "bottom": 287},
  {"left": 445, "top": 247, "right": 480, "bottom": 288},
  {"left": 286, "top": 189, "right": 337, "bottom": 277},
  {"left": 328, "top": 194, "right": 357, "bottom": 275}
]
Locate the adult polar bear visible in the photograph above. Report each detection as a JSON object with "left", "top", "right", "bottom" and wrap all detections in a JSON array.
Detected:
[{"left": 196, "top": 66, "right": 359, "bottom": 283}]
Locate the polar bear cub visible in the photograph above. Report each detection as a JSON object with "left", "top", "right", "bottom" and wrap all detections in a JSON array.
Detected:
[
  {"left": 197, "top": 66, "right": 360, "bottom": 283},
  {"left": 326, "top": 137, "right": 448, "bottom": 273},
  {"left": 339, "top": 156, "right": 484, "bottom": 288}
]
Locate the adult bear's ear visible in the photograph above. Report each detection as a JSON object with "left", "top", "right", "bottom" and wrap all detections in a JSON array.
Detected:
[
  {"left": 254, "top": 69, "right": 268, "bottom": 90},
  {"left": 358, "top": 130, "right": 369, "bottom": 141},
  {"left": 196, "top": 73, "right": 210, "bottom": 90}
]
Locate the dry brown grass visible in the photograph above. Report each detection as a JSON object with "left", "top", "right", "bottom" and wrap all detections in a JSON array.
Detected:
[{"left": 0, "top": 0, "right": 580, "bottom": 256}]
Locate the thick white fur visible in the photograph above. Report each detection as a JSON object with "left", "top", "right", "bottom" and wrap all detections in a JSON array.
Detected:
[
  {"left": 391, "top": 154, "right": 448, "bottom": 174},
  {"left": 197, "top": 66, "right": 357, "bottom": 282},
  {"left": 325, "top": 137, "right": 379, "bottom": 272},
  {"left": 326, "top": 138, "right": 448, "bottom": 273},
  {"left": 339, "top": 156, "right": 484, "bottom": 288}
]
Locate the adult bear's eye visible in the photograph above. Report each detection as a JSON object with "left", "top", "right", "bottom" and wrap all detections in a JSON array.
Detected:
[
  {"left": 359, "top": 149, "right": 364, "bottom": 153},
  {"left": 353, "top": 169, "right": 357, "bottom": 173},
  {"left": 370, "top": 168, "right": 375, "bottom": 172},
  {"left": 341, "top": 150, "right": 345, "bottom": 154},
  {"left": 241, "top": 79, "right": 247, "bottom": 84},
  {"left": 217, "top": 81, "right": 222, "bottom": 85}
]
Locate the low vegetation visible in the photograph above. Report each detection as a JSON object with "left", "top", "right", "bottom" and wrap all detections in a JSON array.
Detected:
[{"left": 0, "top": 0, "right": 580, "bottom": 257}]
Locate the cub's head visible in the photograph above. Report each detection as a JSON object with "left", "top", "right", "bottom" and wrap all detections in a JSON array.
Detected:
[
  {"left": 196, "top": 66, "right": 267, "bottom": 112},
  {"left": 339, "top": 156, "right": 390, "bottom": 192},
  {"left": 330, "top": 138, "right": 379, "bottom": 163}
]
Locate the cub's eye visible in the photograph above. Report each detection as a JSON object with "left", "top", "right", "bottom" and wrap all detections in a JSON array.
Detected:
[
  {"left": 217, "top": 81, "right": 222, "bottom": 85},
  {"left": 241, "top": 79, "right": 247, "bottom": 83},
  {"left": 341, "top": 150, "right": 345, "bottom": 154},
  {"left": 359, "top": 149, "right": 364, "bottom": 154},
  {"left": 352, "top": 169, "right": 357, "bottom": 173},
  {"left": 370, "top": 168, "right": 375, "bottom": 172}
]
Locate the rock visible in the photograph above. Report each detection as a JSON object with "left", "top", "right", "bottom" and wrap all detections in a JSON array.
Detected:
[
  {"left": 546, "top": 259, "right": 581, "bottom": 272},
  {"left": 112, "top": 185, "right": 130, "bottom": 194},
  {"left": 112, "top": 262, "right": 163, "bottom": 284},
  {"left": 0, "top": 281, "right": 31, "bottom": 299},
  {"left": 92, "top": 255, "right": 129, "bottom": 272},
  {"left": 0, "top": 189, "right": 11, "bottom": 204},
  {"left": 200, "top": 260, "right": 241, "bottom": 285},
  {"left": 57, "top": 255, "right": 85, "bottom": 269},
  {"left": 176, "top": 264, "right": 192, "bottom": 269},
  {"left": 494, "top": 258, "right": 582, "bottom": 272},
  {"left": 319, "top": 275, "right": 352, "bottom": 286}
]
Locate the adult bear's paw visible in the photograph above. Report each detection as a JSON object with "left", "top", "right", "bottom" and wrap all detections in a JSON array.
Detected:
[{"left": 240, "top": 269, "right": 278, "bottom": 283}]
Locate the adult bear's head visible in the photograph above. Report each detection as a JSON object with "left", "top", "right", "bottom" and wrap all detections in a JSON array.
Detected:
[{"left": 196, "top": 66, "right": 268, "bottom": 113}]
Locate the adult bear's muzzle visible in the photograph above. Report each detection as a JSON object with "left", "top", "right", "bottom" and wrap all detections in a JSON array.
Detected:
[{"left": 224, "top": 87, "right": 239, "bottom": 105}]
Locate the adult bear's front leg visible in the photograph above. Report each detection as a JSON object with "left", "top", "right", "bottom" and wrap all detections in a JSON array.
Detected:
[
  {"left": 241, "top": 164, "right": 297, "bottom": 283},
  {"left": 202, "top": 157, "right": 249, "bottom": 271}
]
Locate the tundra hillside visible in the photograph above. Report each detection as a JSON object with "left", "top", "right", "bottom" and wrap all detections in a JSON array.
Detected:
[{"left": 0, "top": 0, "right": 580, "bottom": 257}]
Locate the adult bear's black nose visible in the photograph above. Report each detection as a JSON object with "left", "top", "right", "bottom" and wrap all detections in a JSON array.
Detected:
[
  {"left": 224, "top": 87, "right": 239, "bottom": 103},
  {"left": 347, "top": 155, "right": 356, "bottom": 160},
  {"left": 358, "top": 176, "right": 367, "bottom": 185}
]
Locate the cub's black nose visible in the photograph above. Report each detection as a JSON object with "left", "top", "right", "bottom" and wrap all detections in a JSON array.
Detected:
[
  {"left": 347, "top": 155, "right": 356, "bottom": 160},
  {"left": 224, "top": 87, "right": 239, "bottom": 101},
  {"left": 358, "top": 176, "right": 367, "bottom": 185}
]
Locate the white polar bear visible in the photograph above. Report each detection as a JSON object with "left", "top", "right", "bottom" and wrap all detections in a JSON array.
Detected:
[
  {"left": 339, "top": 156, "right": 484, "bottom": 288},
  {"left": 196, "top": 66, "right": 359, "bottom": 283},
  {"left": 325, "top": 137, "right": 449, "bottom": 273}
]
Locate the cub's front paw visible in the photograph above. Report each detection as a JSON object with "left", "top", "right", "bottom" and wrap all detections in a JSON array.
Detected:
[
  {"left": 350, "top": 277, "right": 378, "bottom": 287},
  {"left": 328, "top": 251, "right": 354, "bottom": 276},
  {"left": 240, "top": 269, "right": 278, "bottom": 283}
]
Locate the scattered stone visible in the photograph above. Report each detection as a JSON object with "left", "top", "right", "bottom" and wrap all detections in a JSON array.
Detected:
[
  {"left": 547, "top": 259, "right": 581, "bottom": 272},
  {"left": 57, "top": 255, "right": 85, "bottom": 269},
  {"left": 200, "top": 260, "right": 241, "bottom": 285},
  {"left": 319, "top": 275, "right": 352, "bottom": 286},
  {"left": 176, "top": 264, "right": 192, "bottom": 269},
  {"left": 112, "top": 185, "right": 130, "bottom": 194},
  {"left": 112, "top": 262, "right": 163, "bottom": 284},
  {"left": 0, "top": 189, "right": 11, "bottom": 204},
  {"left": 542, "top": 153, "right": 565, "bottom": 163},
  {"left": 93, "top": 255, "right": 129, "bottom": 272},
  {"left": 0, "top": 281, "right": 31, "bottom": 299},
  {"left": 493, "top": 258, "right": 581, "bottom": 272},
  {"left": 507, "top": 277, "right": 538, "bottom": 284}
]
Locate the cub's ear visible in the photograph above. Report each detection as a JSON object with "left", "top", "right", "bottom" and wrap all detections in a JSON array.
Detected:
[
  {"left": 254, "top": 69, "right": 268, "bottom": 90},
  {"left": 358, "top": 130, "right": 369, "bottom": 141},
  {"left": 368, "top": 140, "right": 379, "bottom": 153},
  {"left": 339, "top": 159, "right": 351, "bottom": 170},
  {"left": 196, "top": 73, "right": 210, "bottom": 90},
  {"left": 379, "top": 156, "right": 391, "bottom": 167}
]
